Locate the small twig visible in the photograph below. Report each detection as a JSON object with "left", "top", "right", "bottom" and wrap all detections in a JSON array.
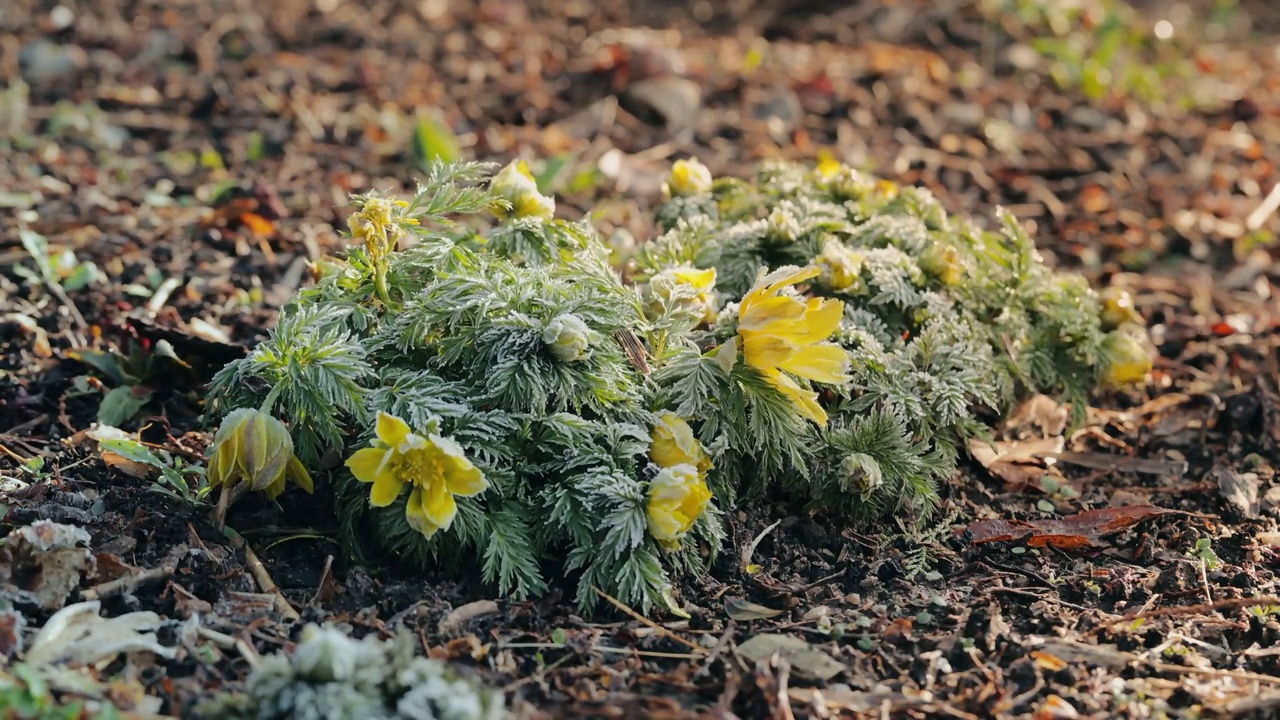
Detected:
[
  {"left": 138, "top": 439, "right": 204, "bottom": 462},
  {"left": 498, "top": 642, "right": 702, "bottom": 660},
  {"left": 695, "top": 620, "right": 736, "bottom": 678},
  {"left": 1198, "top": 559, "right": 1214, "bottom": 605},
  {"left": 500, "top": 653, "right": 573, "bottom": 693},
  {"left": 196, "top": 626, "right": 260, "bottom": 670},
  {"left": 1246, "top": 181, "right": 1280, "bottom": 232},
  {"left": 224, "top": 526, "right": 300, "bottom": 622},
  {"left": 1153, "top": 662, "right": 1280, "bottom": 685},
  {"left": 0, "top": 440, "right": 30, "bottom": 464},
  {"left": 309, "top": 554, "right": 334, "bottom": 607},
  {"left": 1108, "top": 595, "right": 1280, "bottom": 626},
  {"left": 592, "top": 586, "right": 707, "bottom": 656},
  {"left": 986, "top": 586, "right": 1099, "bottom": 614},
  {"left": 195, "top": 626, "right": 238, "bottom": 649},
  {"left": 774, "top": 657, "right": 795, "bottom": 720},
  {"left": 81, "top": 564, "right": 174, "bottom": 601}
]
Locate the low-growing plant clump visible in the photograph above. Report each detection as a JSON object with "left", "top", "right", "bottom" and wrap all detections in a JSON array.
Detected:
[
  {"left": 194, "top": 624, "right": 507, "bottom": 720},
  {"left": 204, "top": 157, "right": 1150, "bottom": 614}
]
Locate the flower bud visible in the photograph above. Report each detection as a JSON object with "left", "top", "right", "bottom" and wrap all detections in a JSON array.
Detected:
[
  {"left": 542, "top": 313, "right": 600, "bottom": 363},
  {"left": 823, "top": 167, "right": 876, "bottom": 200},
  {"left": 650, "top": 412, "right": 713, "bottom": 475},
  {"left": 664, "top": 158, "right": 713, "bottom": 197},
  {"left": 1099, "top": 287, "right": 1142, "bottom": 329},
  {"left": 646, "top": 464, "right": 713, "bottom": 547},
  {"left": 207, "top": 408, "right": 313, "bottom": 499},
  {"left": 919, "top": 244, "right": 964, "bottom": 286},
  {"left": 816, "top": 239, "right": 865, "bottom": 293},
  {"left": 841, "top": 452, "right": 883, "bottom": 496},
  {"left": 1099, "top": 331, "right": 1152, "bottom": 386},
  {"left": 490, "top": 160, "right": 555, "bottom": 220},
  {"left": 765, "top": 206, "right": 801, "bottom": 244},
  {"left": 646, "top": 267, "right": 718, "bottom": 325}
]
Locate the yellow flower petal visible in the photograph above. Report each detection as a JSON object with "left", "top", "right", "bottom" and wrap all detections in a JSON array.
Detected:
[
  {"left": 405, "top": 488, "right": 443, "bottom": 539},
  {"left": 288, "top": 455, "right": 314, "bottom": 494},
  {"left": 346, "top": 447, "right": 392, "bottom": 485},
  {"left": 375, "top": 411, "right": 411, "bottom": 447},
  {"left": 262, "top": 471, "right": 287, "bottom": 500},
  {"left": 420, "top": 478, "right": 458, "bottom": 529},
  {"left": 739, "top": 294, "right": 806, "bottom": 331},
  {"left": 647, "top": 506, "right": 685, "bottom": 541},
  {"left": 777, "top": 343, "right": 849, "bottom": 384},
  {"left": 208, "top": 443, "right": 234, "bottom": 487},
  {"left": 444, "top": 459, "right": 487, "bottom": 497},
  {"left": 770, "top": 371, "right": 828, "bottom": 425},
  {"left": 741, "top": 333, "right": 799, "bottom": 370},
  {"left": 672, "top": 267, "right": 716, "bottom": 291},
  {"left": 792, "top": 298, "right": 844, "bottom": 344},
  {"left": 756, "top": 265, "right": 820, "bottom": 297},
  {"left": 369, "top": 472, "right": 405, "bottom": 507}
]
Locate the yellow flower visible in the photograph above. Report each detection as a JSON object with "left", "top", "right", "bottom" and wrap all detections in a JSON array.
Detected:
[
  {"left": 876, "top": 179, "right": 899, "bottom": 199},
  {"left": 646, "top": 464, "right": 712, "bottom": 546},
  {"left": 647, "top": 266, "right": 718, "bottom": 325},
  {"left": 345, "top": 412, "right": 488, "bottom": 539},
  {"left": 664, "top": 158, "right": 713, "bottom": 197},
  {"left": 815, "top": 152, "right": 842, "bottom": 180},
  {"left": 347, "top": 196, "right": 409, "bottom": 258},
  {"left": 1099, "top": 331, "right": 1152, "bottom": 387},
  {"left": 490, "top": 160, "right": 555, "bottom": 220},
  {"left": 650, "top": 412, "right": 712, "bottom": 475},
  {"left": 731, "top": 266, "right": 850, "bottom": 425},
  {"left": 207, "top": 409, "right": 313, "bottom": 500},
  {"left": 815, "top": 239, "right": 864, "bottom": 293},
  {"left": 1099, "top": 287, "right": 1142, "bottom": 329}
]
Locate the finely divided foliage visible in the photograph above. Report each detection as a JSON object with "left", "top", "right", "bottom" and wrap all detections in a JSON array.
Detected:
[{"left": 206, "top": 158, "right": 1149, "bottom": 614}]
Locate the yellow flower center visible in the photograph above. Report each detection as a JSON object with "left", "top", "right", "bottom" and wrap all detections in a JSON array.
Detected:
[{"left": 394, "top": 445, "right": 446, "bottom": 488}]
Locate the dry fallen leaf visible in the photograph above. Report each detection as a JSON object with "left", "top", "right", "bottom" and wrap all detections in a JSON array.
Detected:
[
  {"left": 960, "top": 505, "right": 1178, "bottom": 549},
  {"left": 1213, "top": 464, "right": 1260, "bottom": 518},
  {"left": 969, "top": 436, "right": 1064, "bottom": 489},
  {"left": 736, "top": 634, "right": 845, "bottom": 680},
  {"left": 1033, "top": 694, "right": 1081, "bottom": 720},
  {"left": 1006, "top": 394, "right": 1070, "bottom": 437},
  {"left": 724, "top": 597, "right": 784, "bottom": 621},
  {"left": 0, "top": 521, "right": 94, "bottom": 611},
  {"left": 24, "top": 600, "right": 175, "bottom": 666}
]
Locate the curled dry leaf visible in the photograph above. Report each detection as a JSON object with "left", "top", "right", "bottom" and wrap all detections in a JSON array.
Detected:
[
  {"left": 0, "top": 521, "right": 94, "bottom": 611},
  {"left": 724, "top": 597, "right": 784, "bottom": 621},
  {"left": 968, "top": 436, "right": 1064, "bottom": 489},
  {"left": 959, "top": 505, "right": 1178, "bottom": 550},
  {"left": 1034, "top": 694, "right": 1081, "bottom": 720},
  {"left": 736, "top": 634, "right": 845, "bottom": 680},
  {"left": 1006, "top": 393, "right": 1070, "bottom": 438}
]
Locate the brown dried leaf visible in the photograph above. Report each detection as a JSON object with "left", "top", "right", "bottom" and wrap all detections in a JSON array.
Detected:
[
  {"left": 724, "top": 597, "right": 784, "bottom": 621},
  {"left": 961, "top": 505, "right": 1177, "bottom": 549},
  {"left": 736, "top": 634, "right": 845, "bottom": 680},
  {"left": 968, "top": 436, "right": 1064, "bottom": 489}
]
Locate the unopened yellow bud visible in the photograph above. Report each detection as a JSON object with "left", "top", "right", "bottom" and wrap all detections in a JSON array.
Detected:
[
  {"left": 207, "top": 408, "right": 313, "bottom": 499},
  {"left": 665, "top": 158, "right": 713, "bottom": 197},
  {"left": 1099, "top": 287, "right": 1142, "bottom": 329},
  {"left": 1099, "top": 331, "right": 1152, "bottom": 387},
  {"left": 490, "top": 160, "right": 555, "bottom": 220}
]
